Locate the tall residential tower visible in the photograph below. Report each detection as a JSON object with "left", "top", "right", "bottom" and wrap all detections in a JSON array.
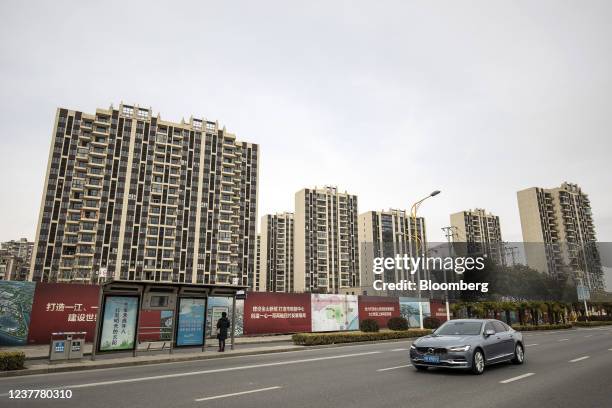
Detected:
[
  {"left": 259, "top": 212, "right": 294, "bottom": 292},
  {"left": 358, "top": 209, "right": 426, "bottom": 294},
  {"left": 294, "top": 186, "right": 359, "bottom": 293},
  {"left": 450, "top": 208, "right": 504, "bottom": 264},
  {"left": 517, "top": 182, "right": 602, "bottom": 290},
  {"left": 30, "top": 104, "right": 259, "bottom": 287}
]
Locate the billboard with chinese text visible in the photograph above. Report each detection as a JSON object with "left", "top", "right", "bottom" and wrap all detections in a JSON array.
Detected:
[
  {"left": 176, "top": 298, "right": 205, "bottom": 346},
  {"left": 99, "top": 296, "right": 138, "bottom": 351},
  {"left": 357, "top": 296, "right": 400, "bottom": 328},
  {"left": 243, "top": 292, "right": 311, "bottom": 335},
  {"left": 27, "top": 283, "right": 100, "bottom": 343},
  {"left": 429, "top": 300, "right": 450, "bottom": 323}
]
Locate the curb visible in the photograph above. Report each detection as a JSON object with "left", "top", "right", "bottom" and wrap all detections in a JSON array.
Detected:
[
  {"left": 19, "top": 337, "right": 293, "bottom": 362},
  {"left": 0, "top": 337, "right": 415, "bottom": 378}
]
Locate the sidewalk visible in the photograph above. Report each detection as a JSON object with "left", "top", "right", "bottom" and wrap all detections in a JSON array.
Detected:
[
  {"left": 0, "top": 334, "right": 294, "bottom": 360},
  {"left": 0, "top": 343, "right": 303, "bottom": 378}
]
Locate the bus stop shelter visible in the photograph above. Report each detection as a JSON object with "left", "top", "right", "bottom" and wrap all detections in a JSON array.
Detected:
[{"left": 90, "top": 280, "right": 247, "bottom": 360}]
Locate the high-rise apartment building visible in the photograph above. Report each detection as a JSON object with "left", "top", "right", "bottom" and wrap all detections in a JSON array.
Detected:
[
  {"left": 0, "top": 239, "right": 33, "bottom": 281},
  {"left": 450, "top": 209, "right": 504, "bottom": 264},
  {"left": 294, "top": 186, "right": 359, "bottom": 293},
  {"left": 358, "top": 209, "right": 426, "bottom": 293},
  {"left": 517, "top": 182, "right": 603, "bottom": 290},
  {"left": 259, "top": 212, "right": 294, "bottom": 292},
  {"left": 30, "top": 104, "right": 259, "bottom": 287},
  {"left": 1, "top": 238, "right": 34, "bottom": 265}
]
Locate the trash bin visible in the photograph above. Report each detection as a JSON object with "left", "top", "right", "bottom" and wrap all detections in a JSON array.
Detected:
[{"left": 49, "top": 332, "right": 86, "bottom": 362}]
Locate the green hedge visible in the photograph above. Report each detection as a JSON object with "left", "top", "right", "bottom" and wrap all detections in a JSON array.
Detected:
[
  {"left": 292, "top": 329, "right": 432, "bottom": 346},
  {"left": 387, "top": 317, "right": 409, "bottom": 331},
  {"left": 0, "top": 351, "right": 26, "bottom": 371},
  {"left": 511, "top": 323, "right": 572, "bottom": 331},
  {"left": 359, "top": 319, "right": 380, "bottom": 332},
  {"left": 573, "top": 321, "right": 612, "bottom": 327}
]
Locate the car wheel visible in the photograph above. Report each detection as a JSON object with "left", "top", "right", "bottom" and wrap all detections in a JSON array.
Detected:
[
  {"left": 414, "top": 365, "right": 428, "bottom": 371},
  {"left": 512, "top": 343, "right": 525, "bottom": 365},
  {"left": 471, "top": 349, "right": 485, "bottom": 375}
]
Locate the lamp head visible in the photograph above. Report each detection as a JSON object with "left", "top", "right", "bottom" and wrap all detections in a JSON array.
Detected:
[{"left": 430, "top": 190, "right": 441, "bottom": 197}]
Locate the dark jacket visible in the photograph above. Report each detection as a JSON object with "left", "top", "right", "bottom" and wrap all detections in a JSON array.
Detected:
[{"left": 216, "top": 316, "right": 231, "bottom": 340}]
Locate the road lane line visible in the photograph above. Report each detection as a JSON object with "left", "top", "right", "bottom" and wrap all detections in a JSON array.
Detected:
[
  {"left": 195, "top": 386, "right": 281, "bottom": 402},
  {"left": 377, "top": 364, "right": 412, "bottom": 372},
  {"left": 391, "top": 348, "right": 408, "bottom": 351},
  {"left": 569, "top": 356, "right": 590, "bottom": 363},
  {"left": 584, "top": 335, "right": 593, "bottom": 338},
  {"left": 0, "top": 351, "right": 381, "bottom": 394},
  {"left": 558, "top": 339, "right": 569, "bottom": 342},
  {"left": 526, "top": 344, "right": 539, "bottom": 347},
  {"left": 500, "top": 373, "right": 535, "bottom": 384}
]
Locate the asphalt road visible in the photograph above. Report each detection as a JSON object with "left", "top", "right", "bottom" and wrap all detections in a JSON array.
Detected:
[{"left": 1, "top": 326, "right": 610, "bottom": 408}]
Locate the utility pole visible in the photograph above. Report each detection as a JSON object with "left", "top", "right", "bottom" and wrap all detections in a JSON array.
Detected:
[{"left": 440, "top": 226, "right": 458, "bottom": 321}]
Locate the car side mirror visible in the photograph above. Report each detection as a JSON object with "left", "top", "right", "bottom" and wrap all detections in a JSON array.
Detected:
[{"left": 484, "top": 329, "right": 495, "bottom": 337}]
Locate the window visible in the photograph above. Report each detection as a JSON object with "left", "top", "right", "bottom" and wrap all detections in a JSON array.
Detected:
[{"left": 493, "top": 321, "right": 509, "bottom": 332}]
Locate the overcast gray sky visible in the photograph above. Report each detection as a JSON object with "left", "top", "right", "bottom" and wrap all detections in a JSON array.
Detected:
[{"left": 1, "top": 0, "right": 611, "bottom": 243}]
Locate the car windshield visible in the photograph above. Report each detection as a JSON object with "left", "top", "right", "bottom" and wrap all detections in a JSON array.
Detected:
[{"left": 435, "top": 321, "right": 483, "bottom": 336}]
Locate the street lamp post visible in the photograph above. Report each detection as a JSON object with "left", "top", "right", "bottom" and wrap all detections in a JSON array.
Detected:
[{"left": 410, "top": 190, "right": 440, "bottom": 329}]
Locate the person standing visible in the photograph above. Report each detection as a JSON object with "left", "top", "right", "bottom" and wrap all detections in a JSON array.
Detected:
[{"left": 216, "top": 311, "right": 231, "bottom": 352}]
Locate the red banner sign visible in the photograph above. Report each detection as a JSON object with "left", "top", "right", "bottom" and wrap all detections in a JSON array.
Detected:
[
  {"left": 243, "top": 292, "right": 311, "bottom": 335},
  {"left": 27, "top": 283, "right": 101, "bottom": 343},
  {"left": 358, "top": 295, "right": 400, "bottom": 328},
  {"left": 429, "top": 300, "right": 450, "bottom": 322}
]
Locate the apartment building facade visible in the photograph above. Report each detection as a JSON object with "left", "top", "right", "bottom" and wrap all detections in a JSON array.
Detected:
[
  {"left": 450, "top": 208, "right": 504, "bottom": 265},
  {"left": 517, "top": 182, "right": 603, "bottom": 291},
  {"left": 259, "top": 212, "right": 294, "bottom": 292},
  {"left": 30, "top": 104, "right": 259, "bottom": 287},
  {"left": 1, "top": 238, "right": 34, "bottom": 263},
  {"left": 294, "top": 186, "right": 359, "bottom": 293},
  {"left": 358, "top": 209, "right": 427, "bottom": 293}
]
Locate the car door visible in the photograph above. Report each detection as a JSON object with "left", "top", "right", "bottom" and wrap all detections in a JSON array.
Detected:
[
  {"left": 493, "top": 321, "right": 514, "bottom": 357},
  {"left": 482, "top": 322, "right": 501, "bottom": 360}
]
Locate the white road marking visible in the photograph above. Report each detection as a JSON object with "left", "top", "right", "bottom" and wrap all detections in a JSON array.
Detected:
[
  {"left": 569, "top": 356, "right": 590, "bottom": 363},
  {"left": 0, "top": 351, "right": 381, "bottom": 394},
  {"left": 558, "top": 339, "right": 569, "bottom": 342},
  {"left": 608, "top": 349, "right": 612, "bottom": 351},
  {"left": 391, "top": 348, "right": 408, "bottom": 351},
  {"left": 377, "top": 364, "right": 412, "bottom": 372},
  {"left": 195, "top": 386, "right": 281, "bottom": 402},
  {"left": 526, "top": 344, "right": 539, "bottom": 347},
  {"left": 500, "top": 373, "right": 535, "bottom": 384},
  {"left": 584, "top": 335, "right": 593, "bottom": 338}
]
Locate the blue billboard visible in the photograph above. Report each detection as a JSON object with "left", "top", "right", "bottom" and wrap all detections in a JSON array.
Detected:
[{"left": 176, "top": 298, "right": 205, "bottom": 346}]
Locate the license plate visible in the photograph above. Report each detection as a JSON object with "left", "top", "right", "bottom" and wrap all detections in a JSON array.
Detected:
[{"left": 424, "top": 355, "right": 440, "bottom": 363}]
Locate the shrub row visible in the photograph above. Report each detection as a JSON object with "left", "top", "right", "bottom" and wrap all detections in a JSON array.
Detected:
[
  {"left": 0, "top": 351, "right": 26, "bottom": 371},
  {"left": 511, "top": 323, "right": 573, "bottom": 331},
  {"left": 573, "top": 321, "right": 612, "bottom": 327},
  {"left": 292, "top": 329, "right": 432, "bottom": 346}
]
